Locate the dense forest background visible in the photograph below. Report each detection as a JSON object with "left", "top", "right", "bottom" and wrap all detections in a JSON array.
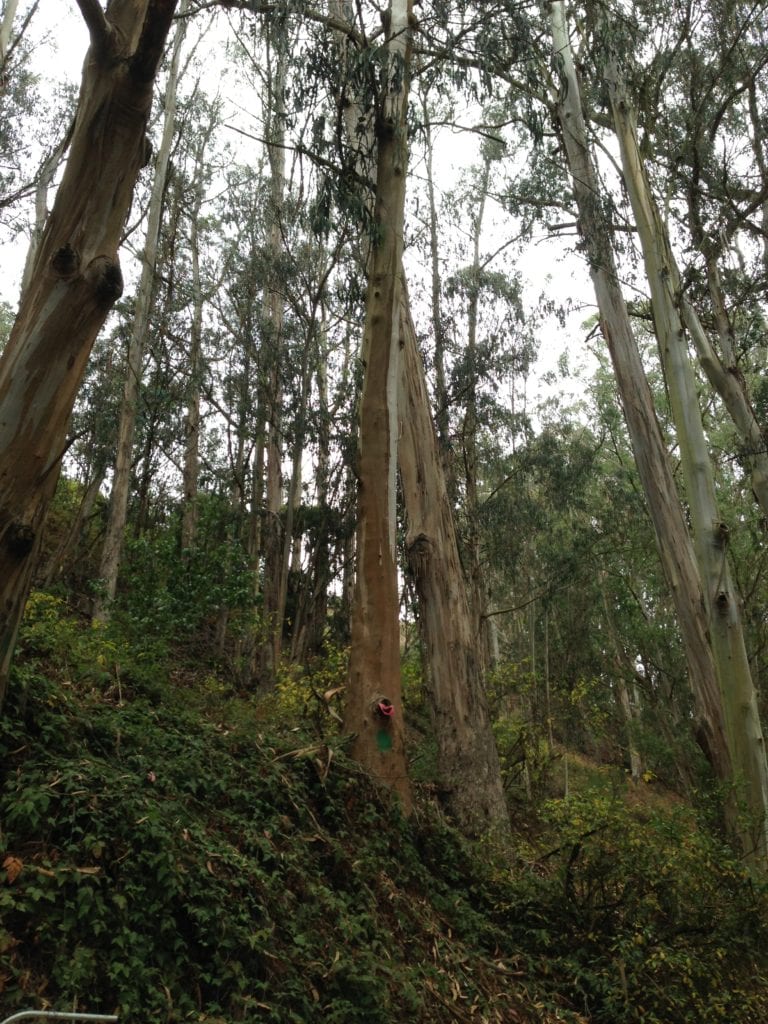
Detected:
[{"left": 2, "top": 0, "right": 768, "bottom": 1020}]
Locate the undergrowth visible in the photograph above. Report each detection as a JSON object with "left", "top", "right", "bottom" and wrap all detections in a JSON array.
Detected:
[{"left": 1, "top": 594, "right": 767, "bottom": 1023}]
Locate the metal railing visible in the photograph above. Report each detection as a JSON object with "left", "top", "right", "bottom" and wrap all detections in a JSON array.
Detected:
[{"left": 1, "top": 1013, "right": 118, "bottom": 1024}]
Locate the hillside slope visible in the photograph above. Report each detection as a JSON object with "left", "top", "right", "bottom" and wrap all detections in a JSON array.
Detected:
[{"left": 1, "top": 603, "right": 767, "bottom": 1023}]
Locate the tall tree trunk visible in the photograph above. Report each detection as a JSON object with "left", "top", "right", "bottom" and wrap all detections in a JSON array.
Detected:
[
  {"left": 181, "top": 124, "right": 210, "bottom": 557},
  {"left": 93, "top": 2, "right": 187, "bottom": 621},
  {"left": 607, "top": 67, "right": 768, "bottom": 863},
  {"left": 462, "top": 156, "right": 495, "bottom": 673},
  {"left": 548, "top": 2, "right": 732, "bottom": 795},
  {"left": 399, "top": 294, "right": 510, "bottom": 833},
  {"left": 0, "top": 0, "right": 177, "bottom": 708},
  {"left": 331, "top": 0, "right": 507, "bottom": 830},
  {"left": 0, "top": 0, "right": 19, "bottom": 69},
  {"left": 277, "top": 330, "right": 312, "bottom": 658},
  {"left": 259, "top": 15, "right": 288, "bottom": 687},
  {"left": 419, "top": 84, "right": 452, "bottom": 473},
  {"left": 344, "top": 0, "right": 413, "bottom": 810}
]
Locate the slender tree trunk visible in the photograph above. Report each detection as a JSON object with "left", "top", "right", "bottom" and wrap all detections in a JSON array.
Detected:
[
  {"left": 93, "top": 3, "right": 187, "bottom": 621},
  {"left": 0, "top": 0, "right": 177, "bottom": 708},
  {"left": 41, "top": 459, "right": 107, "bottom": 588},
  {"left": 277, "top": 331, "right": 312, "bottom": 659},
  {"left": 344, "top": 0, "right": 413, "bottom": 810},
  {"left": 20, "top": 134, "right": 71, "bottom": 300},
  {"left": 607, "top": 67, "right": 768, "bottom": 862},
  {"left": 0, "top": 0, "right": 19, "bottom": 69},
  {"left": 677, "top": 252, "right": 768, "bottom": 519},
  {"left": 548, "top": 2, "right": 732, "bottom": 792},
  {"left": 462, "top": 157, "right": 495, "bottom": 673},
  {"left": 259, "top": 16, "right": 288, "bottom": 687},
  {"left": 420, "top": 85, "right": 452, "bottom": 473},
  {"left": 181, "top": 127, "right": 209, "bottom": 557},
  {"left": 601, "top": 580, "right": 642, "bottom": 783}
]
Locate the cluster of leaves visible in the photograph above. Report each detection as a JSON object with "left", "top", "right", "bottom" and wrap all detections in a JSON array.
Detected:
[
  {"left": 269, "top": 641, "right": 349, "bottom": 729},
  {"left": 2, "top": 597, "right": 768, "bottom": 1023}
]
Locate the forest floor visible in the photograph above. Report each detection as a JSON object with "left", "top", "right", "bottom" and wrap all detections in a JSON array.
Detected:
[{"left": 1, "top": 597, "right": 768, "bottom": 1023}]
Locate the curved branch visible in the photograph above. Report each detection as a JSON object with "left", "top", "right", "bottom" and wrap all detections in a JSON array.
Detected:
[{"left": 74, "top": 0, "right": 111, "bottom": 54}]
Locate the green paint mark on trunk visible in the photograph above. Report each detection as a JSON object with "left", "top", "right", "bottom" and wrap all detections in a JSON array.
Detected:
[{"left": 377, "top": 728, "right": 392, "bottom": 752}]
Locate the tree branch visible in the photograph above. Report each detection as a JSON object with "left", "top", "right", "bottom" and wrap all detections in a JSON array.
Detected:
[
  {"left": 74, "top": 0, "right": 111, "bottom": 54},
  {"left": 132, "top": 0, "right": 179, "bottom": 83}
]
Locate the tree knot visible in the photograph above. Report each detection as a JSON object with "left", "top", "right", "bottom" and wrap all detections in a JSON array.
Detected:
[
  {"left": 85, "top": 256, "right": 124, "bottom": 305},
  {"left": 50, "top": 244, "right": 81, "bottom": 279},
  {"left": 4, "top": 522, "right": 36, "bottom": 559}
]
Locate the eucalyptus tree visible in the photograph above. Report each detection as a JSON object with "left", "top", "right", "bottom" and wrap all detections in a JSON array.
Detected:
[
  {"left": 254, "top": 10, "right": 291, "bottom": 685},
  {"left": 546, "top": 0, "right": 768, "bottom": 863},
  {"left": 339, "top": 0, "right": 415, "bottom": 810},
  {"left": 604, "top": 52, "right": 768, "bottom": 860},
  {"left": 324, "top": 0, "right": 511, "bottom": 829},
  {"left": 544, "top": 1, "right": 735, "bottom": 807},
  {"left": 0, "top": 0, "right": 178, "bottom": 707},
  {"left": 93, "top": 2, "right": 189, "bottom": 621}
]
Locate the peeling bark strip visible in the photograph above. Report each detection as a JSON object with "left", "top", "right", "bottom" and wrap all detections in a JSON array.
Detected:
[
  {"left": 399, "top": 295, "right": 510, "bottom": 835},
  {"left": 0, "top": 0, "right": 178, "bottom": 708}
]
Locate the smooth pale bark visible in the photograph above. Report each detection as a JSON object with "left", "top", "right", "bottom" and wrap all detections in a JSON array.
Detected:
[
  {"left": 93, "top": 2, "right": 187, "bottom": 621},
  {"left": 420, "top": 86, "right": 452, "bottom": 469},
  {"left": 259, "top": 18, "right": 288, "bottom": 686},
  {"left": 399, "top": 294, "right": 510, "bottom": 833},
  {"left": 548, "top": 2, "right": 732, "bottom": 788},
  {"left": 0, "top": 0, "right": 19, "bottom": 69},
  {"left": 181, "top": 126, "right": 210, "bottom": 557},
  {"left": 462, "top": 156, "right": 496, "bottom": 673},
  {"left": 607, "top": 70, "right": 768, "bottom": 862},
  {"left": 0, "top": 0, "right": 177, "bottom": 707},
  {"left": 344, "top": 0, "right": 413, "bottom": 810}
]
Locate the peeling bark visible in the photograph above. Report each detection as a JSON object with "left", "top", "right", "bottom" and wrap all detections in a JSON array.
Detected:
[
  {"left": 399, "top": 294, "right": 510, "bottom": 834},
  {"left": 548, "top": 1, "right": 732, "bottom": 792},
  {"left": 607, "top": 64, "right": 768, "bottom": 864}
]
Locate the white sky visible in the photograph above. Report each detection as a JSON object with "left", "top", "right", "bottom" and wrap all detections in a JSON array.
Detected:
[{"left": 1, "top": 1, "right": 596, "bottom": 415}]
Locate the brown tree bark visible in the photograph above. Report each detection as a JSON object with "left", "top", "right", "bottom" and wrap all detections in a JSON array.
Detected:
[
  {"left": 330, "top": 0, "right": 507, "bottom": 829},
  {"left": 0, "top": 0, "right": 177, "bottom": 707},
  {"left": 399, "top": 294, "right": 510, "bottom": 833},
  {"left": 344, "top": 0, "right": 413, "bottom": 811}
]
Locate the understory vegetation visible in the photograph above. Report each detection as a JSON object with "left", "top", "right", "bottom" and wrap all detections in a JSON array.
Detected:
[{"left": 2, "top": 596, "right": 767, "bottom": 1024}]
